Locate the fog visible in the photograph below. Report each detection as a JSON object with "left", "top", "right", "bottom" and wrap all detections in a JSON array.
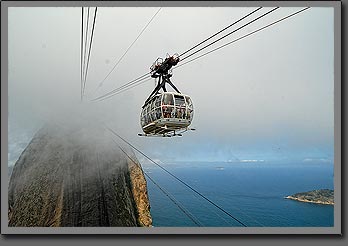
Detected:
[{"left": 8, "top": 6, "right": 334, "bottom": 165}]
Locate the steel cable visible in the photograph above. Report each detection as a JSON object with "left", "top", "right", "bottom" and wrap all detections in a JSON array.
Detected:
[
  {"left": 93, "top": 8, "right": 162, "bottom": 93},
  {"left": 92, "top": 72, "right": 151, "bottom": 101},
  {"left": 82, "top": 7, "right": 90, "bottom": 98},
  {"left": 113, "top": 140, "right": 204, "bottom": 227},
  {"left": 81, "top": 7, "right": 84, "bottom": 101},
  {"left": 180, "top": 7, "right": 279, "bottom": 62},
  {"left": 105, "top": 125, "right": 248, "bottom": 227},
  {"left": 175, "top": 7, "right": 310, "bottom": 69},
  {"left": 92, "top": 7, "right": 309, "bottom": 103},
  {"left": 178, "top": 7, "right": 262, "bottom": 58},
  {"left": 83, "top": 7, "right": 98, "bottom": 98},
  {"left": 94, "top": 77, "right": 152, "bottom": 102}
]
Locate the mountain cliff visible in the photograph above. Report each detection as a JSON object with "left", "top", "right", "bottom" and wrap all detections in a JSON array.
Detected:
[{"left": 8, "top": 122, "right": 152, "bottom": 227}]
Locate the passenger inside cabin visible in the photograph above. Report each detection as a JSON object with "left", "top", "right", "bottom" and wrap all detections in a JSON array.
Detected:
[
  {"left": 181, "top": 108, "right": 186, "bottom": 119},
  {"left": 156, "top": 108, "right": 161, "bottom": 119},
  {"left": 162, "top": 105, "right": 169, "bottom": 118},
  {"left": 186, "top": 110, "right": 191, "bottom": 120}
]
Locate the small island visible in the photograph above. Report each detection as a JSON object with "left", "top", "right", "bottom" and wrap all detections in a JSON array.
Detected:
[{"left": 285, "top": 189, "right": 334, "bottom": 205}]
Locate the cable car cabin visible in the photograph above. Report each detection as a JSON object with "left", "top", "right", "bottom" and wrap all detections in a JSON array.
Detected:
[{"left": 140, "top": 92, "right": 194, "bottom": 136}]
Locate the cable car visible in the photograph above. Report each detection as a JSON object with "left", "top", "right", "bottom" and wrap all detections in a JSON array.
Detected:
[
  {"left": 140, "top": 92, "right": 194, "bottom": 137},
  {"left": 138, "top": 54, "right": 195, "bottom": 137}
]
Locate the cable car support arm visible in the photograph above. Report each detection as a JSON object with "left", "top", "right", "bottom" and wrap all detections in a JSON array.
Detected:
[{"left": 143, "top": 54, "right": 181, "bottom": 107}]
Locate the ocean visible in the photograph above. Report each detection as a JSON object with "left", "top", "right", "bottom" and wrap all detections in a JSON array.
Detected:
[{"left": 142, "top": 160, "right": 334, "bottom": 227}]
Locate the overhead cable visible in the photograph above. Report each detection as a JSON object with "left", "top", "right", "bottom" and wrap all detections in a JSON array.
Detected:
[
  {"left": 105, "top": 125, "right": 248, "bottom": 227},
  {"left": 81, "top": 7, "right": 84, "bottom": 101},
  {"left": 112, "top": 139, "right": 203, "bottom": 226},
  {"left": 92, "top": 7, "right": 309, "bottom": 102},
  {"left": 92, "top": 72, "right": 151, "bottom": 101},
  {"left": 94, "top": 7, "right": 162, "bottom": 92},
  {"left": 180, "top": 7, "right": 280, "bottom": 62},
  {"left": 175, "top": 7, "right": 310, "bottom": 69},
  {"left": 82, "top": 7, "right": 90, "bottom": 99},
  {"left": 178, "top": 7, "right": 262, "bottom": 58},
  {"left": 83, "top": 7, "right": 98, "bottom": 98},
  {"left": 92, "top": 7, "right": 277, "bottom": 102},
  {"left": 94, "top": 76, "right": 152, "bottom": 102}
]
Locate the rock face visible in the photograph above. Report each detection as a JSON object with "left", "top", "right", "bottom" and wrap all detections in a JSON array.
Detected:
[
  {"left": 8, "top": 122, "right": 152, "bottom": 227},
  {"left": 285, "top": 189, "right": 334, "bottom": 205}
]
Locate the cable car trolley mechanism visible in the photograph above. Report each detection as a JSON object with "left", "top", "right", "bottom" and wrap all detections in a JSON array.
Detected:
[{"left": 139, "top": 54, "right": 195, "bottom": 137}]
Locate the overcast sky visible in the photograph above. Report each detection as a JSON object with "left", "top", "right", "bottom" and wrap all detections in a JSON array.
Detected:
[{"left": 8, "top": 6, "right": 334, "bottom": 164}]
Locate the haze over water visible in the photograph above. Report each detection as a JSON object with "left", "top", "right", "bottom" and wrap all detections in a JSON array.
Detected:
[{"left": 144, "top": 160, "right": 334, "bottom": 227}]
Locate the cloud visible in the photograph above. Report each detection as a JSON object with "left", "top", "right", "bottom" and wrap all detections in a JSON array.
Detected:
[{"left": 8, "top": 6, "right": 334, "bottom": 164}]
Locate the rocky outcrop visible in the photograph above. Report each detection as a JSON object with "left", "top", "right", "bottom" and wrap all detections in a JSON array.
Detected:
[
  {"left": 127, "top": 155, "right": 152, "bottom": 227},
  {"left": 8, "top": 122, "right": 152, "bottom": 227},
  {"left": 285, "top": 189, "right": 334, "bottom": 205}
]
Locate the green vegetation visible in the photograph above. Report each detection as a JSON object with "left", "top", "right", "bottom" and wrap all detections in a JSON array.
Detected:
[{"left": 285, "top": 189, "right": 334, "bottom": 205}]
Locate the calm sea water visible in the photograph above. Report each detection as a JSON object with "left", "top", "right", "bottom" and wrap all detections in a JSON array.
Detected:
[{"left": 143, "top": 161, "right": 334, "bottom": 227}]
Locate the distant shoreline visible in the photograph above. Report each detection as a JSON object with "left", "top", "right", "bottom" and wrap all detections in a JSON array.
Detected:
[
  {"left": 284, "top": 189, "right": 334, "bottom": 205},
  {"left": 285, "top": 196, "right": 334, "bottom": 205}
]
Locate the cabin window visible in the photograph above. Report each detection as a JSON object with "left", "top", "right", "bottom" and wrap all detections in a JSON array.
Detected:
[
  {"left": 185, "top": 96, "right": 193, "bottom": 109},
  {"left": 144, "top": 114, "right": 149, "bottom": 125},
  {"left": 175, "top": 107, "right": 186, "bottom": 119},
  {"left": 174, "top": 95, "right": 185, "bottom": 107},
  {"left": 151, "top": 109, "right": 156, "bottom": 121},
  {"left": 172, "top": 95, "right": 186, "bottom": 119},
  {"left": 162, "top": 105, "right": 174, "bottom": 118},
  {"left": 162, "top": 94, "right": 174, "bottom": 106},
  {"left": 143, "top": 107, "right": 147, "bottom": 119},
  {"left": 140, "top": 109, "right": 145, "bottom": 126},
  {"left": 186, "top": 108, "right": 193, "bottom": 121},
  {"left": 147, "top": 110, "right": 153, "bottom": 122},
  {"left": 155, "top": 96, "right": 161, "bottom": 107},
  {"left": 155, "top": 107, "right": 162, "bottom": 119},
  {"left": 141, "top": 116, "right": 145, "bottom": 127},
  {"left": 151, "top": 99, "right": 156, "bottom": 111}
]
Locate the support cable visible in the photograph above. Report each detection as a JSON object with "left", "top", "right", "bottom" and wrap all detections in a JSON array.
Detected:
[
  {"left": 112, "top": 139, "right": 203, "bottom": 227},
  {"left": 92, "top": 7, "right": 309, "bottom": 102},
  {"left": 180, "top": 7, "right": 279, "bottom": 62},
  {"left": 94, "top": 77, "right": 152, "bottom": 102},
  {"left": 83, "top": 7, "right": 98, "bottom": 98},
  {"left": 80, "top": 7, "right": 84, "bottom": 102},
  {"left": 82, "top": 7, "right": 90, "bottom": 100},
  {"left": 94, "top": 8, "right": 162, "bottom": 92},
  {"left": 92, "top": 72, "right": 151, "bottom": 101},
  {"left": 105, "top": 125, "right": 248, "bottom": 227},
  {"left": 175, "top": 7, "right": 310, "bottom": 69},
  {"left": 178, "top": 7, "right": 262, "bottom": 58},
  {"left": 92, "top": 8, "right": 277, "bottom": 102}
]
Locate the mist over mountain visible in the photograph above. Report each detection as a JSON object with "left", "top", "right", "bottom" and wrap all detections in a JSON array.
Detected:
[{"left": 8, "top": 119, "right": 152, "bottom": 227}]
